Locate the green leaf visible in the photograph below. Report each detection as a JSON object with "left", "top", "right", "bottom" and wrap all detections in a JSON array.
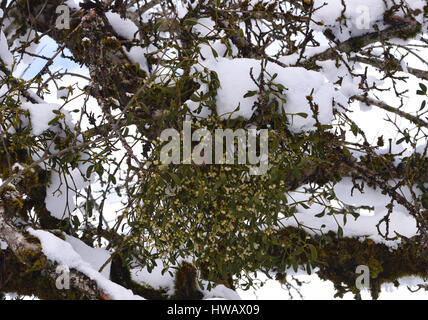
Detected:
[
  {"left": 419, "top": 83, "right": 427, "bottom": 94},
  {"left": 211, "top": 47, "right": 218, "bottom": 58},
  {"left": 419, "top": 100, "right": 426, "bottom": 111},
  {"left": 315, "top": 211, "right": 325, "bottom": 218},
  {"left": 108, "top": 174, "right": 117, "bottom": 184},
  {"left": 396, "top": 137, "right": 406, "bottom": 144},
  {"left": 243, "top": 90, "right": 258, "bottom": 98},
  {"left": 86, "top": 165, "right": 94, "bottom": 178},
  {"left": 308, "top": 244, "right": 317, "bottom": 260},
  {"left": 337, "top": 226, "right": 343, "bottom": 238},
  {"left": 351, "top": 123, "right": 358, "bottom": 136},
  {"left": 184, "top": 18, "right": 199, "bottom": 26},
  {"left": 153, "top": 21, "right": 164, "bottom": 32},
  {"left": 168, "top": 172, "right": 181, "bottom": 185}
]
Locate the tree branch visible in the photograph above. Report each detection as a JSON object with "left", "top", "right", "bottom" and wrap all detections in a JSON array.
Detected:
[
  {"left": 0, "top": 206, "right": 112, "bottom": 299},
  {"left": 307, "top": 20, "right": 421, "bottom": 64},
  {"left": 352, "top": 95, "right": 428, "bottom": 129},
  {"left": 350, "top": 55, "right": 428, "bottom": 81}
]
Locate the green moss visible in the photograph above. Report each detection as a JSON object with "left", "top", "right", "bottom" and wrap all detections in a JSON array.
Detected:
[
  {"left": 368, "top": 257, "right": 383, "bottom": 279},
  {"left": 302, "top": 59, "right": 321, "bottom": 71},
  {"left": 51, "top": 231, "right": 66, "bottom": 241},
  {"left": 130, "top": 281, "right": 170, "bottom": 300},
  {"left": 266, "top": 226, "right": 428, "bottom": 299},
  {"left": 422, "top": 194, "right": 428, "bottom": 209},
  {"left": 315, "top": 232, "right": 428, "bottom": 299},
  {"left": 0, "top": 250, "right": 86, "bottom": 299},
  {"left": 347, "top": 37, "right": 365, "bottom": 53},
  {"left": 398, "top": 23, "right": 422, "bottom": 40},
  {"left": 102, "top": 37, "right": 122, "bottom": 50},
  {"left": 123, "top": 63, "right": 147, "bottom": 78}
]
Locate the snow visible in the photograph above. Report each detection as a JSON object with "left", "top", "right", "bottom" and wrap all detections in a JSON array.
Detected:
[
  {"left": 12, "top": 162, "right": 25, "bottom": 172},
  {"left": 396, "top": 276, "right": 428, "bottom": 288},
  {"left": 105, "top": 12, "right": 149, "bottom": 73},
  {"left": 0, "top": 84, "right": 8, "bottom": 102},
  {"left": 176, "top": 2, "right": 189, "bottom": 19},
  {"left": 18, "top": 101, "right": 93, "bottom": 220},
  {"left": 44, "top": 165, "right": 91, "bottom": 220},
  {"left": 282, "top": 181, "right": 421, "bottom": 247},
  {"left": 239, "top": 272, "right": 428, "bottom": 300},
  {"left": 20, "top": 103, "right": 69, "bottom": 136},
  {"left": 130, "top": 261, "right": 176, "bottom": 296},
  {"left": 202, "top": 58, "right": 260, "bottom": 120},
  {"left": 57, "top": 87, "right": 70, "bottom": 99},
  {"left": 318, "top": 59, "right": 363, "bottom": 98},
  {"left": 14, "top": 30, "right": 39, "bottom": 65},
  {"left": 192, "top": 18, "right": 239, "bottom": 61},
  {"left": 382, "top": 276, "right": 428, "bottom": 293},
  {"left": 105, "top": 12, "right": 139, "bottom": 40},
  {"left": 28, "top": 228, "right": 143, "bottom": 300},
  {"left": 130, "top": 258, "right": 242, "bottom": 299},
  {"left": 0, "top": 240, "right": 7, "bottom": 250},
  {"left": 311, "top": 0, "right": 426, "bottom": 43},
  {"left": 125, "top": 47, "right": 150, "bottom": 74},
  {"left": 335, "top": 177, "right": 423, "bottom": 216},
  {"left": 65, "top": 0, "right": 83, "bottom": 10},
  {"left": 190, "top": 57, "right": 348, "bottom": 131},
  {"left": 290, "top": 209, "right": 417, "bottom": 247},
  {"left": 0, "top": 8, "right": 12, "bottom": 69},
  {"left": 333, "top": 178, "right": 391, "bottom": 215},
  {"left": 0, "top": 28, "right": 13, "bottom": 68},
  {"left": 278, "top": 46, "right": 329, "bottom": 67},
  {"left": 200, "top": 283, "right": 241, "bottom": 300},
  {"left": 64, "top": 234, "right": 111, "bottom": 279}
]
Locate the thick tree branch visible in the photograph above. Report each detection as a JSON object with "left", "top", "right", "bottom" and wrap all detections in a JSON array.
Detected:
[
  {"left": 272, "top": 227, "right": 428, "bottom": 299},
  {"left": 0, "top": 206, "right": 113, "bottom": 299}
]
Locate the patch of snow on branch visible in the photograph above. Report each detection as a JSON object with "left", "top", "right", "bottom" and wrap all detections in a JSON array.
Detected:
[
  {"left": 200, "top": 282, "right": 241, "bottom": 300},
  {"left": 105, "top": 12, "right": 139, "bottom": 40},
  {"left": 64, "top": 234, "right": 111, "bottom": 279},
  {"left": 130, "top": 261, "right": 176, "bottom": 296},
  {"left": 282, "top": 180, "right": 419, "bottom": 247},
  {"left": 311, "top": 0, "right": 425, "bottom": 43},
  {"left": 0, "top": 240, "right": 7, "bottom": 250},
  {"left": 44, "top": 165, "right": 91, "bottom": 220},
  {"left": 20, "top": 103, "right": 73, "bottom": 136},
  {"left": 190, "top": 57, "right": 347, "bottom": 132},
  {"left": 28, "top": 228, "right": 143, "bottom": 300},
  {"left": 130, "top": 258, "right": 241, "bottom": 299},
  {"left": 382, "top": 276, "right": 428, "bottom": 292},
  {"left": 0, "top": 27, "right": 13, "bottom": 68}
]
